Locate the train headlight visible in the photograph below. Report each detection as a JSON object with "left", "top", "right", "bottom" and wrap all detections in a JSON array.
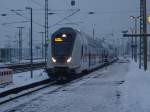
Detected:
[
  {"left": 67, "top": 57, "right": 72, "bottom": 63},
  {"left": 62, "top": 34, "right": 67, "bottom": 38},
  {"left": 52, "top": 57, "right": 56, "bottom": 63}
]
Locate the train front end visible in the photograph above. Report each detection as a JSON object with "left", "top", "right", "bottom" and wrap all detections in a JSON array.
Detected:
[{"left": 46, "top": 27, "right": 77, "bottom": 80}]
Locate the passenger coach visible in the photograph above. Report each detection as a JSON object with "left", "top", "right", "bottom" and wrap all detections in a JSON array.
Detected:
[{"left": 46, "top": 27, "right": 116, "bottom": 81}]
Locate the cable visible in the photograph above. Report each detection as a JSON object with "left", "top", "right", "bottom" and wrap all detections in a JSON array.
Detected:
[
  {"left": 30, "top": 0, "right": 44, "bottom": 8},
  {"left": 1, "top": 21, "right": 29, "bottom": 25},
  {"left": 11, "top": 10, "right": 44, "bottom": 28},
  {"left": 61, "top": 0, "right": 71, "bottom": 8},
  {"left": 49, "top": 9, "right": 80, "bottom": 28}
]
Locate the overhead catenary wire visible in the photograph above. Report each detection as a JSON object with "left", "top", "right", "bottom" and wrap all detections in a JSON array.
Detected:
[
  {"left": 30, "top": 0, "right": 44, "bottom": 8},
  {"left": 1, "top": 21, "right": 30, "bottom": 25},
  {"left": 48, "top": 9, "right": 80, "bottom": 28},
  {"left": 11, "top": 9, "right": 44, "bottom": 28}
]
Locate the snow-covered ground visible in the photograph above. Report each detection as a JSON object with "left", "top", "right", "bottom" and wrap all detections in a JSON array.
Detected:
[
  {"left": 120, "top": 61, "right": 150, "bottom": 112},
  {"left": 1, "top": 60, "right": 150, "bottom": 112},
  {"left": 0, "top": 61, "right": 128, "bottom": 112},
  {"left": 0, "top": 69, "right": 49, "bottom": 93},
  {"left": 0, "top": 59, "right": 45, "bottom": 67}
]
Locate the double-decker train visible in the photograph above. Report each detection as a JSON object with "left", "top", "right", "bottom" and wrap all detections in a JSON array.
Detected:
[{"left": 46, "top": 27, "right": 117, "bottom": 81}]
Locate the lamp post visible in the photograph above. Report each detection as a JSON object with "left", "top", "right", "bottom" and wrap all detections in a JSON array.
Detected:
[
  {"left": 45, "top": 0, "right": 48, "bottom": 64},
  {"left": 130, "top": 16, "right": 141, "bottom": 62},
  {"left": 26, "top": 7, "right": 33, "bottom": 78}
]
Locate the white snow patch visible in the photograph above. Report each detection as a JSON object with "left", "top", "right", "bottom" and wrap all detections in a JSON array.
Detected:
[
  {"left": 0, "top": 69, "right": 49, "bottom": 93},
  {"left": 121, "top": 61, "right": 150, "bottom": 112}
]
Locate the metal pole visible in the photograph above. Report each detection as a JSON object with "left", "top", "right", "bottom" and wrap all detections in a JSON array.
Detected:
[
  {"left": 139, "top": 0, "right": 143, "bottom": 69},
  {"left": 45, "top": 0, "right": 48, "bottom": 63},
  {"left": 17, "top": 27, "right": 24, "bottom": 63},
  {"left": 140, "top": 0, "right": 147, "bottom": 70},
  {"left": 31, "top": 8, "right": 33, "bottom": 78},
  {"left": 26, "top": 7, "right": 33, "bottom": 78},
  {"left": 143, "top": 0, "right": 147, "bottom": 71},
  {"left": 41, "top": 32, "right": 44, "bottom": 59},
  {"left": 135, "top": 18, "right": 138, "bottom": 62},
  {"left": 93, "top": 24, "right": 95, "bottom": 40},
  {"left": 131, "top": 29, "right": 134, "bottom": 59},
  {"left": 26, "top": 7, "right": 33, "bottom": 77},
  {"left": 18, "top": 28, "right": 21, "bottom": 63}
]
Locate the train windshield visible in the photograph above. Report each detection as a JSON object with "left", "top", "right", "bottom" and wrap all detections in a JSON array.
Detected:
[
  {"left": 53, "top": 42, "right": 73, "bottom": 56},
  {"left": 52, "top": 32, "right": 76, "bottom": 57}
]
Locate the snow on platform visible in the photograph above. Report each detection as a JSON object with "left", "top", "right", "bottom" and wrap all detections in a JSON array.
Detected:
[
  {"left": 120, "top": 61, "right": 150, "bottom": 112},
  {"left": 0, "top": 69, "right": 49, "bottom": 93}
]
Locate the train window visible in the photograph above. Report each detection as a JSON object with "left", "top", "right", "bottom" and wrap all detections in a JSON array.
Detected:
[
  {"left": 51, "top": 28, "right": 76, "bottom": 58},
  {"left": 53, "top": 43, "right": 72, "bottom": 56}
]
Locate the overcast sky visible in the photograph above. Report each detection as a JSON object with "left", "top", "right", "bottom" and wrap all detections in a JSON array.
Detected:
[{"left": 0, "top": 0, "right": 149, "bottom": 47}]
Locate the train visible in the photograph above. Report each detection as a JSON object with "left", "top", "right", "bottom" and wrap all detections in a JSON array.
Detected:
[{"left": 46, "top": 27, "right": 117, "bottom": 81}]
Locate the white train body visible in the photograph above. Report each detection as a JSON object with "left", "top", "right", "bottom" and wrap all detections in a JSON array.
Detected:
[{"left": 46, "top": 27, "right": 116, "bottom": 80}]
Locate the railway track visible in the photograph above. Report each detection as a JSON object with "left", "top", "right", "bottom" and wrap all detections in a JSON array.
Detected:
[
  {"left": 0, "top": 79, "right": 55, "bottom": 105},
  {"left": 0, "top": 72, "right": 84, "bottom": 106},
  {"left": 0, "top": 62, "right": 46, "bottom": 73},
  {"left": 0, "top": 60, "right": 118, "bottom": 106}
]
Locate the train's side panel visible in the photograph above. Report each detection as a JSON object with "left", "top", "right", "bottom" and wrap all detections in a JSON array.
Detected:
[
  {"left": 86, "top": 39, "right": 100, "bottom": 70},
  {"left": 79, "top": 32, "right": 89, "bottom": 72},
  {"left": 69, "top": 32, "right": 82, "bottom": 72}
]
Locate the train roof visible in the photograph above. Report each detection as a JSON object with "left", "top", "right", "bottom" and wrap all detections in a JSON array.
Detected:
[
  {"left": 52, "top": 27, "right": 112, "bottom": 49},
  {"left": 52, "top": 27, "right": 76, "bottom": 37}
]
